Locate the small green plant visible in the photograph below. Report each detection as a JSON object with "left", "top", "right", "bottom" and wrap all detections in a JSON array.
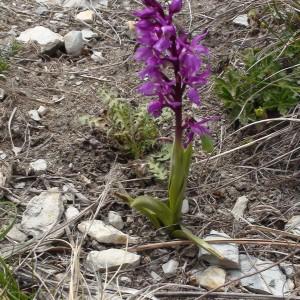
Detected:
[
  {"left": 0, "top": 201, "right": 32, "bottom": 300},
  {"left": 99, "top": 89, "right": 158, "bottom": 159},
  {"left": 0, "top": 40, "right": 22, "bottom": 74},
  {"left": 0, "top": 57, "right": 9, "bottom": 73},
  {"left": 148, "top": 143, "right": 172, "bottom": 181},
  {"left": 215, "top": 39, "right": 300, "bottom": 125}
]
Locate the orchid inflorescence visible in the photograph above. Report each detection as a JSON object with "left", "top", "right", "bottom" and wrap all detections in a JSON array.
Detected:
[
  {"left": 135, "top": 0, "right": 213, "bottom": 147},
  {"left": 116, "top": 0, "right": 222, "bottom": 258}
]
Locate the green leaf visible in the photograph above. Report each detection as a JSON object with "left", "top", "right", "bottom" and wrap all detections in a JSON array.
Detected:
[
  {"left": 173, "top": 226, "right": 224, "bottom": 260},
  {"left": 201, "top": 135, "right": 214, "bottom": 153}
]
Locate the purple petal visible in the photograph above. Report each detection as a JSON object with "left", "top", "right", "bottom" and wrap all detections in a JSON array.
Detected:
[
  {"left": 169, "top": 0, "right": 183, "bottom": 15},
  {"left": 138, "top": 82, "right": 159, "bottom": 96},
  {"left": 134, "top": 47, "right": 153, "bottom": 61},
  {"left": 139, "top": 66, "right": 162, "bottom": 80},
  {"left": 161, "top": 25, "right": 176, "bottom": 37},
  {"left": 187, "top": 88, "right": 201, "bottom": 105},
  {"left": 153, "top": 37, "right": 170, "bottom": 52},
  {"left": 134, "top": 7, "right": 156, "bottom": 18},
  {"left": 148, "top": 99, "right": 164, "bottom": 117}
]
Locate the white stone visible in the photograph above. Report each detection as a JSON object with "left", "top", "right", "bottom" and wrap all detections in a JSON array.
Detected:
[
  {"left": 150, "top": 271, "right": 162, "bottom": 282},
  {"left": 86, "top": 249, "right": 140, "bottom": 271},
  {"left": 6, "top": 224, "right": 27, "bottom": 242},
  {"left": 198, "top": 230, "right": 239, "bottom": 269},
  {"left": 75, "top": 10, "right": 95, "bottom": 23},
  {"left": 181, "top": 199, "right": 189, "bottom": 214},
  {"left": 21, "top": 188, "right": 63, "bottom": 238},
  {"left": 64, "top": 31, "right": 84, "bottom": 56},
  {"left": 162, "top": 259, "right": 179, "bottom": 276},
  {"left": 30, "top": 159, "right": 47, "bottom": 173},
  {"left": 17, "top": 26, "right": 63, "bottom": 52},
  {"left": 231, "top": 196, "right": 249, "bottom": 220},
  {"left": 78, "top": 220, "right": 136, "bottom": 244},
  {"left": 91, "top": 51, "right": 105, "bottom": 63},
  {"left": 285, "top": 215, "right": 300, "bottom": 235},
  {"left": 0, "top": 150, "right": 6, "bottom": 160},
  {"left": 233, "top": 15, "right": 249, "bottom": 27},
  {"left": 28, "top": 110, "right": 41, "bottom": 121},
  {"left": 0, "top": 88, "right": 6, "bottom": 101},
  {"left": 198, "top": 266, "right": 226, "bottom": 291},
  {"left": 65, "top": 206, "right": 80, "bottom": 221},
  {"left": 37, "top": 105, "right": 48, "bottom": 116},
  {"left": 108, "top": 211, "right": 124, "bottom": 230},
  {"left": 62, "top": 0, "right": 108, "bottom": 8},
  {"left": 237, "top": 255, "right": 293, "bottom": 296},
  {"left": 82, "top": 29, "right": 97, "bottom": 41}
]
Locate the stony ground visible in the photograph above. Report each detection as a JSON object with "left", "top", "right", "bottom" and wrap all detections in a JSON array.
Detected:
[{"left": 0, "top": 0, "right": 300, "bottom": 299}]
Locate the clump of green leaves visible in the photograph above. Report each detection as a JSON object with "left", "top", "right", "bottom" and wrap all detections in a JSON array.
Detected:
[
  {"left": 148, "top": 144, "right": 172, "bottom": 181},
  {"left": 99, "top": 89, "right": 158, "bottom": 159},
  {"left": 215, "top": 38, "right": 300, "bottom": 125},
  {"left": 0, "top": 40, "right": 22, "bottom": 74},
  {"left": 0, "top": 201, "right": 32, "bottom": 300}
]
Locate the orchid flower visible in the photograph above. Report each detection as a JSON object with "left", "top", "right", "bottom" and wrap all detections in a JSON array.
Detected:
[{"left": 116, "top": 0, "right": 222, "bottom": 259}]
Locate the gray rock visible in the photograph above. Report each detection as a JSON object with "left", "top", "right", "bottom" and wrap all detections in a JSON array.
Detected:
[
  {"left": 6, "top": 224, "right": 27, "bottom": 242},
  {"left": 162, "top": 259, "right": 179, "bottom": 276},
  {"left": 150, "top": 271, "right": 162, "bottom": 282},
  {"left": 35, "top": 6, "right": 49, "bottom": 15},
  {"left": 21, "top": 188, "right": 63, "bottom": 238},
  {"left": 237, "top": 255, "right": 293, "bottom": 296},
  {"left": 0, "top": 88, "right": 6, "bottom": 101},
  {"left": 28, "top": 110, "right": 41, "bottom": 121},
  {"left": 30, "top": 159, "right": 47, "bottom": 174},
  {"left": 78, "top": 220, "right": 136, "bottom": 244},
  {"left": 0, "top": 150, "right": 7, "bottom": 160},
  {"left": 37, "top": 105, "right": 48, "bottom": 116},
  {"left": 64, "top": 31, "right": 84, "bottom": 56},
  {"left": 86, "top": 249, "right": 140, "bottom": 271},
  {"left": 108, "top": 211, "right": 124, "bottom": 230},
  {"left": 181, "top": 199, "right": 189, "bottom": 214},
  {"left": 62, "top": 0, "right": 108, "bottom": 8},
  {"left": 65, "top": 206, "right": 80, "bottom": 221},
  {"left": 285, "top": 215, "right": 300, "bottom": 235},
  {"left": 75, "top": 10, "right": 95, "bottom": 23},
  {"left": 231, "top": 196, "right": 249, "bottom": 220},
  {"left": 82, "top": 29, "right": 97, "bottom": 41},
  {"left": 233, "top": 15, "right": 249, "bottom": 27},
  {"left": 17, "top": 26, "right": 63, "bottom": 53},
  {"left": 91, "top": 51, "right": 105, "bottom": 62},
  {"left": 198, "top": 266, "right": 226, "bottom": 290},
  {"left": 280, "top": 263, "right": 297, "bottom": 279},
  {"left": 198, "top": 230, "right": 239, "bottom": 269}
]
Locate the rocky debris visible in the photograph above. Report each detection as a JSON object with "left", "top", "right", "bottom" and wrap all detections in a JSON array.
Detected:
[
  {"left": 280, "top": 263, "right": 297, "bottom": 279},
  {"left": 285, "top": 215, "right": 300, "bottom": 235},
  {"left": 65, "top": 206, "right": 80, "bottom": 221},
  {"left": 0, "top": 88, "right": 6, "bottom": 101},
  {"left": 0, "top": 163, "right": 12, "bottom": 198},
  {"left": 81, "top": 29, "right": 97, "bottom": 41},
  {"left": 78, "top": 220, "right": 136, "bottom": 244},
  {"left": 86, "top": 249, "right": 140, "bottom": 271},
  {"left": 198, "top": 230, "right": 239, "bottom": 269},
  {"left": 75, "top": 10, "right": 95, "bottom": 23},
  {"left": 91, "top": 51, "right": 105, "bottom": 62},
  {"left": 17, "top": 26, "right": 63, "bottom": 53},
  {"left": 162, "top": 259, "right": 179, "bottom": 276},
  {"left": 181, "top": 199, "right": 189, "bottom": 214},
  {"left": 6, "top": 224, "right": 27, "bottom": 242},
  {"left": 233, "top": 15, "right": 249, "bottom": 27},
  {"left": 35, "top": 6, "right": 49, "bottom": 15},
  {"left": 37, "top": 105, "right": 48, "bottom": 116},
  {"left": 29, "top": 159, "right": 47, "bottom": 174},
  {"left": 62, "top": 184, "right": 75, "bottom": 202},
  {"left": 151, "top": 271, "right": 162, "bottom": 282},
  {"left": 64, "top": 31, "right": 84, "bottom": 56},
  {"left": 231, "top": 196, "right": 249, "bottom": 220},
  {"left": 235, "top": 255, "right": 293, "bottom": 296},
  {"left": 0, "top": 150, "right": 7, "bottom": 160},
  {"left": 21, "top": 188, "right": 63, "bottom": 238},
  {"left": 62, "top": 0, "right": 108, "bottom": 8},
  {"left": 198, "top": 266, "right": 226, "bottom": 291},
  {"left": 108, "top": 211, "right": 124, "bottom": 230},
  {"left": 28, "top": 110, "right": 41, "bottom": 122}
]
